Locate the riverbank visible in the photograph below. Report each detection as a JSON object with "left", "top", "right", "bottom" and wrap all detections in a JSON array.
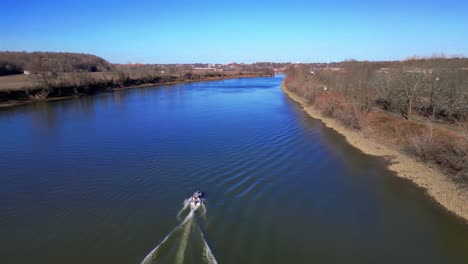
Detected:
[
  {"left": 282, "top": 84, "right": 468, "bottom": 222},
  {"left": 0, "top": 73, "right": 272, "bottom": 108}
]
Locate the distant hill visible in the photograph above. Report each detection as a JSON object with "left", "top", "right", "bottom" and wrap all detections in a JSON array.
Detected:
[{"left": 0, "top": 51, "right": 114, "bottom": 76}]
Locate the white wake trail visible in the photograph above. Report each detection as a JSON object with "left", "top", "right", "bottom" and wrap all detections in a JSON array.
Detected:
[
  {"left": 177, "top": 198, "right": 192, "bottom": 221},
  {"left": 199, "top": 224, "right": 218, "bottom": 264},
  {"left": 141, "top": 209, "right": 194, "bottom": 264},
  {"left": 140, "top": 196, "right": 217, "bottom": 264},
  {"left": 174, "top": 211, "right": 193, "bottom": 264}
]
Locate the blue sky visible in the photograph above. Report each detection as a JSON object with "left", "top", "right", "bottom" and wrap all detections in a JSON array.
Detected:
[{"left": 1, "top": 0, "right": 467, "bottom": 63}]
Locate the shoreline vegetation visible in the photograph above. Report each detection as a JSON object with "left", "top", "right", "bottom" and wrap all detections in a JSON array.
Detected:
[
  {"left": 0, "top": 51, "right": 283, "bottom": 108},
  {"left": 282, "top": 61, "right": 468, "bottom": 222},
  {"left": 0, "top": 72, "right": 272, "bottom": 108}
]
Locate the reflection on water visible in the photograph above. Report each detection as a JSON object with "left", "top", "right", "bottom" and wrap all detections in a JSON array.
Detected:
[{"left": 0, "top": 76, "right": 467, "bottom": 264}]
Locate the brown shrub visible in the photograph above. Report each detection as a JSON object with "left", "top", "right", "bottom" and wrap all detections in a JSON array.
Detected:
[
  {"left": 335, "top": 104, "right": 368, "bottom": 130},
  {"left": 406, "top": 122, "right": 438, "bottom": 161},
  {"left": 313, "top": 91, "right": 344, "bottom": 117},
  {"left": 404, "top": 122, "right": 468, "bottom": 182}
]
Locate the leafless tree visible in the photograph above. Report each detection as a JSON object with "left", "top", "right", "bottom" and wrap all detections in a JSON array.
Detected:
[{"left": 392, "top": 68, "right": 426, "bottom": 120}]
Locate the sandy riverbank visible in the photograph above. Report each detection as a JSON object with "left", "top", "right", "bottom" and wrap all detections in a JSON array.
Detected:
[{"left": 282, "top": 84, "right": 468, "bottom": 222}]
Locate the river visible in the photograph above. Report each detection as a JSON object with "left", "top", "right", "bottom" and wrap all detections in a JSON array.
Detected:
[{"left": 0, "top": 75, "right": 467, "bottom": 264}]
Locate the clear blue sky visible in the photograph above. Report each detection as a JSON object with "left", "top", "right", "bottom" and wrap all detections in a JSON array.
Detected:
[{"left": 1, "top": 0, "right": 467, "bottom": 63}]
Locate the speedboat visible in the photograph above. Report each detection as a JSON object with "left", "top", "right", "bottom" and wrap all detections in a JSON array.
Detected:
[{"left": 191, "top": 191, "right": 203, "bottom": 209}]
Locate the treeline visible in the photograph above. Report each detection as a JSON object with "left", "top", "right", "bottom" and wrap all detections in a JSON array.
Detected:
[
  {"left": 284, "top": 58, "right": 468, "bottom": 184},
  {"left": 302, "top": 58, "right": 468, "bottom": 122},
  {"left": 0, "top": 52, "right": 275, "bottom": 104},
  {"left": 18, "top": 65, "right": 273, "bottom": 100},
  {"left": 0, "top": 51, "right": 114, "bottom": 75},
  {"left": 0, "top": 51, "right": 278, "bottom": 77},
  {"left": 112, "top": 63, "right": 275, "bottom": 82},
  {"left": 248, "top": 62, "right": 291, "bottom": 69},
  {"left": 0, "top": 51, "right": 276, "bottom": 93}
]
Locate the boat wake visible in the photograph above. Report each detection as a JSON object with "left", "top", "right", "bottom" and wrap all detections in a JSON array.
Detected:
[{"left": 141, "top": 198, "right": 217, "bottom": 264}]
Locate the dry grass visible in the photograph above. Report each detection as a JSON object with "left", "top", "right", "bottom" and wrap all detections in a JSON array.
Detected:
[
  {"left": 0, "top": 72, "right": 117, "bottom": 91},
  {"left": 0, "top": 74, "right": 32, "bottom": 90}
]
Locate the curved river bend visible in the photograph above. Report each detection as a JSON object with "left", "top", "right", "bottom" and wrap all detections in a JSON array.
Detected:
[{"left": 0, "top": 76, "right": 467, "bottom": 263}]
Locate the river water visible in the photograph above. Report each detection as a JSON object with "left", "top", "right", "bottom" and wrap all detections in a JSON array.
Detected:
[{"left": 0, "top": 75, "right": 467, "bottom": 264}]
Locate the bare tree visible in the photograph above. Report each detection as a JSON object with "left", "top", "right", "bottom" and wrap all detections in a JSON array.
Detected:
[
  {"left": 393, "top": 68, "right": 426, "bottom": 120},
  {"left": 375, "top": 73, "right": 398, "bottom": 111}
]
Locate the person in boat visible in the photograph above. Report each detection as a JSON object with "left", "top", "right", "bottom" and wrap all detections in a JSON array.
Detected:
[{"left": 192, "top": 191, "right": 202, "bottom": 204}]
